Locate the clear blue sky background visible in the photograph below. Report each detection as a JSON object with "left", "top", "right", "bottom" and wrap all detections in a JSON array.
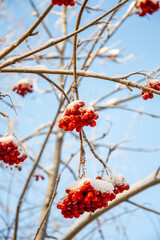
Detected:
[{"left": 0, "top": 1, "right": 160, "bottom": 239}]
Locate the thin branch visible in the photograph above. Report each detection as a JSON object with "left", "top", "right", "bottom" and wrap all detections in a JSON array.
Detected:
[
  {"left": 103, "top": 105, "right": 160, "bottom": 119},
  {"left": 82, "top": 130, "right": 112, "bottom": 173},
  {"left": 96, "top": 218, "right": 105, "bottom": 240},
  {"left": 60, "top": 160, "right": 77, "bottom": 180},
  {"left": 94, "top": 143, "right": 160, "bottom": 153},
  {"left": 0, "top": 0, "right": 129, "bottom": 69},
  {"left": 29, "top": 0, "right": 60, "bottom": 53},
  {"left": 127, "top": 200, "right": 160, "bottom": 216},
  {"left": 38, "top": 73, "right": 70, "bottom": 103},
  {"left": 0, "top": 4, "right": 54, "bottom": 60}
]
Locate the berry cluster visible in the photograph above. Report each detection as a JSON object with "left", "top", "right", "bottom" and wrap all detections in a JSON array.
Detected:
[
  {"left": 34, "top": 174, "right": 45, "bottom": 181},
  {"left": 13, "top": 79, "right": 33, "bottom": 97},
  {"left": 59, "top": 100, "right": 99, "bottom": 132},
  {"left": 52, "top": 0, "right": 75, "bottom": 6},
  {"left": 142, "top": 79, "right": 160, "bottom": 100},
  {"left": 105, "top": 174, "right": 130, "bottom": 195},
  {"left": 137, "top": 0, "right": 159, "bottom": 16},
  {"left": 57, "top": 177, "right": 129, "bottom": 219},
  {"left": 0, "top": 135, "right": 27, "bottom": 166}
]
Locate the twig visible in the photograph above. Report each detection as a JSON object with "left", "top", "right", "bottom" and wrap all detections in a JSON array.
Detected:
[
  {"left": 127, "top": 200, "right": 160, "bottom": 216},
  {"left": 78, "top": 132, "right": 87, "bottom": 178},
  {"left": 96, "top": 218, "right": 105, "bottom": 240},
  {"left": 60, "top": 160, "right": 77, "bottom": 180},
  {"left": 0, "top": 4, "right": 54, "bottom": 60},
  {"left": 29, "top": 0, "right": 60, "bottom": 53},
  {"left": 82, "top": 130, "right": 112, "bottom": 174},
  {"left": 38, "top": 73, "right": 70, "bottom": 103},
  {"left": 0, "top": 0, "right": 129, "bottom": 69}
]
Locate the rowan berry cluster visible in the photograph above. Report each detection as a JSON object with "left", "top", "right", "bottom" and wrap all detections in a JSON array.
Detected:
[
  {"left": 52, "top": 0, "right": 75, "bottom": 6},
  {"left": 142, "top": 79, "right": 160, "bottom": 100},
  {"left": 105, "top": 174, "right": 130, "bottom": 194},
  {"left": 137, "top": 0, "right": 159, "bottom": 16},
  {"left": 13, "top": 79, "right": 33, "bottom": 97},
  {"left": 0, "top": 135, "right": 27, "bottom": 166},
  {"left": 34, "top": 174, "right": 45, "bottom": 181},
  {"left": 57, "top": 176, "right": 129, "bottom": 218},
  {"left": 59, "top": 100, "right": 99, "bottom": 132}
]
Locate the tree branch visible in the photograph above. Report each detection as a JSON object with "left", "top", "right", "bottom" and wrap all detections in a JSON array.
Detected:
[{"left": 0, "top": 4, "right": 54, "bottom": 60}]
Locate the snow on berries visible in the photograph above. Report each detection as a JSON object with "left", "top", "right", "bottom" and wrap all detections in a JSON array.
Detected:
[
  {"left": 137, "top": 0, "right": 159, "bottom": 16},
  {"left": 13, "top": 78, "right": 33, "bottom": 97},
  {"left": 105, "top": 174, "right": 130, "bottom": 195},
  {"left": 142, "top": 79, "right": 160, "bottom": 100},
  {"left": 57, "top": 178, "right": 115, "bottom": 218},
  {"left": 0, "top": 135, "right": 27, "bottom": 167},
  {"left": 57, "top": 174, "right": 130, "bottom": 219},
  {"left": 59, "top": 100, "right": 99, "bottom": 132},
  {"left": 52, "top": 0, "right": 75, "bottom": 6},
  {"left": 34, "top": 174, "right": 45, "bottom": 181}
]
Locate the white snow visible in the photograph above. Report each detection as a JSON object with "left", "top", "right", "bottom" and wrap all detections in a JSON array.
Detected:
[
  {"left": 105, "top": 174, "right": 128, "bottom": 186},
  {"left": 107, "top": 49, "right": 120, "bottom": 57},
  {"left": 148, "top": 79, "right": 159, "bottom": 84},
  {"left": 33, "top": 65, "right": 48, "bottom": 70},
  {"left": 143, "top": 82, "right": 148, "bottom": 87},
  {"left": 143, "top": 79, "right": 159, "bottom": 88},
  {"left": 86, "top": 70, "right": 95, "bottom": 75},
  {"left": 65, "top": 100, "right": 94, "bottom": 113},
  {"left": 92, "top": 6, "right": 99, "bottom": 10},
  {"left": 31, "top": 11, "right": 37, "bottom": 16},
  {"left": 45, "top": 38, "right": 55, "bottom": 45},
  {"left": 66, "top": 178, "right": 114, "bottom": 193},
  {"left": 104, "top": 98, "right": 118, "bottom": 106},
  {"left": 66, "top": 100, "right": 82, "bottom": 110},
  {"left": 99, "top": 47, "right": 109, "bottom": 55},
  {"left": 0, "top": 135, "right": 16, "bottom": 144},
  {"left": 127, "top": 1, "right": 136, "bottom": 14},
  {"left": 14, "top": 78, "right": 32, "bottom": 87}
]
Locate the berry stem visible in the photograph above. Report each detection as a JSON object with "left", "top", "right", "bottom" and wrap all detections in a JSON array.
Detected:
[
  {"left": 82, "top": 130, "right": 112, "bottom": 174},
  {"left": 0, "top": 112, "right": 13, "bottom": 135},
  {"left": 78, "top": 132, "right": 87, "bottom": 179}
]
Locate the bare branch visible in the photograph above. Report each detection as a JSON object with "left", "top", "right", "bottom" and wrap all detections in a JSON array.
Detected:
[
  {"left": 0, "top": 4, "right": 54, "bottom": 60},
  {"left": 127, "top": 200, "right": 160, "bottom": 216}
]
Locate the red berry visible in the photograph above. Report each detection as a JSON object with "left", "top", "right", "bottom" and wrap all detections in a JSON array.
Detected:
[
  {"left": 138, "top": 0, "right": 159, "bottom": 16},
  {"left": 12, "top": 80, "right": 34, "bottom": 97},
  {"left": 57, "top": 178, "right": 115, "bottom": 218},
  {"left": 76, "top": 127, "right": 82, "bottom": 132},
  {"left": 0, "top": 135, "right": 27, "bottom": 167},
  {"left": 52, "top": 0, "right": 75, "bottom": 6},
  {"left": 59, "top": 100, "right": 99, "bottom": 132},
  {"left": 142, "top": 92, "right": 149, "bottom": 100}
]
